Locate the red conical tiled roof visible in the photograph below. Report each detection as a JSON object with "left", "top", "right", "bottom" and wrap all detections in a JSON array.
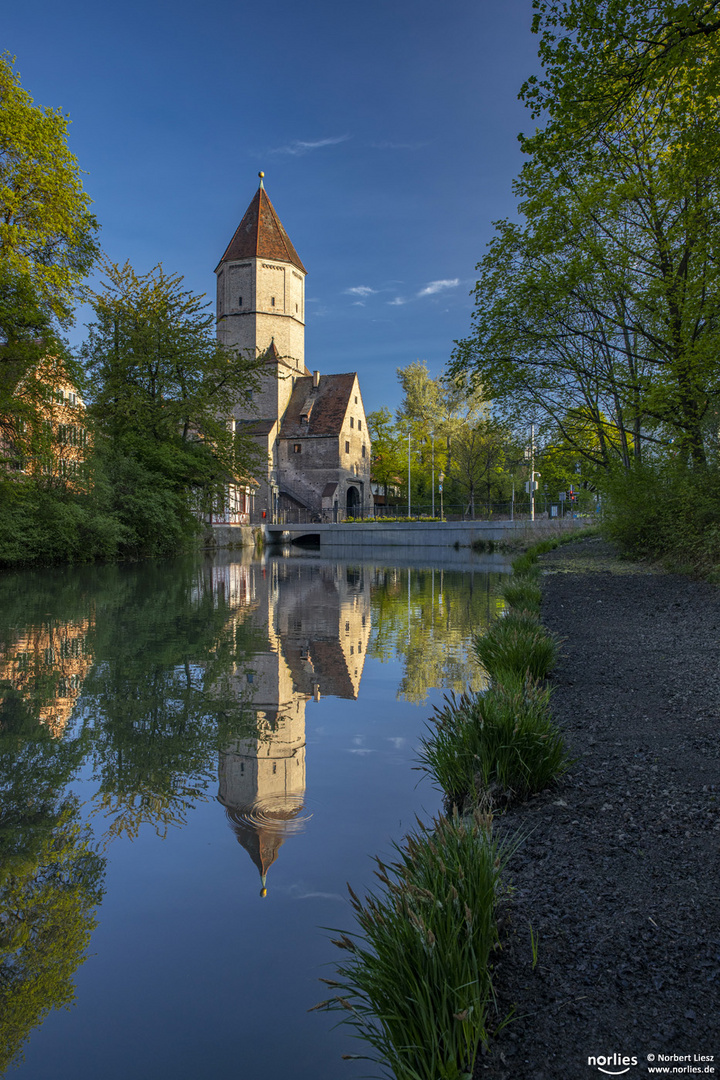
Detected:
[{"left": 216, "top": 186, "right": 307, "bottom": 273}]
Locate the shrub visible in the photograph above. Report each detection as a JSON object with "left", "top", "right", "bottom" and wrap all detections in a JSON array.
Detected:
[
  {"left": 418, "top": 679, "right": 568, "bottom": 808},
  {"left": 601, "top": 462, "right": 720, "bottom": 577},
  {"left": 315, "top": 811, "right": 509, "bottom": 1080},
  {"left": 474, "top": 618, "right": 559, "bottom": 682}
]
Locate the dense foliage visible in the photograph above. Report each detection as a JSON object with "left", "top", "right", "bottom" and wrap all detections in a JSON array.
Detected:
[
  {"left": 450, "top": 0, "right": 720, "bottom": 568},
  {"left": 369, "top": 362, "right": 523, "bottom": 517},
  {"left": 0, "top": 58, "right": 263, "bottom": 567}
]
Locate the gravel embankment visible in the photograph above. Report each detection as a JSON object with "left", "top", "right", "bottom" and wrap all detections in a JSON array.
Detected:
[{"left": 474, "top": 537, "right": 720, "bottom": 1080}]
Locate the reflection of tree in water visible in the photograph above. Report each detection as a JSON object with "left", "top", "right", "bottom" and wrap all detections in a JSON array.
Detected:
[
  {"left": 368, "top": 567, "right": 506, "bottom": 704},
  {"left": 0, "top": 689, "right": 104, "bottom": 1073},
  {"left": 83, "top": 559, "right": 265, "bottom": 841},
  {"left": 0, "top": 556, "right": 269, "bottom": 1066}
]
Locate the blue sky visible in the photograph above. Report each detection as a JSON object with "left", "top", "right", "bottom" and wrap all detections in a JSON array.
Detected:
[{"left": 6, "top": 0, "right": 540, "bottom": 415}]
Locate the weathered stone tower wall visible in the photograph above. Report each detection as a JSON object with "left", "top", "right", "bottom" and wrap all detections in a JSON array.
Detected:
[{"left": 216, "top": 256, "right": 306, "bottom": 372}]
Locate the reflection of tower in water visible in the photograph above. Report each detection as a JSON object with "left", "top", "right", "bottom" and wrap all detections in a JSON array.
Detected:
[{"left": 214, "top": 559, "right": 371, "bottom": 894}]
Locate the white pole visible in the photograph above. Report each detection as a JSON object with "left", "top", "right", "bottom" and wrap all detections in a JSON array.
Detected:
[
  {"left": 530, "top": 424, "right": 535, "bottom": 522},
  {"left": 408, "top": 430, "right": 411, "bottom": 517}
]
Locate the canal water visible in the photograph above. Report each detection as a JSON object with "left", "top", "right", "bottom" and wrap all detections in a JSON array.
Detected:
[{"left": 0, "top": 549, "right": 508, "bottom": 1079}]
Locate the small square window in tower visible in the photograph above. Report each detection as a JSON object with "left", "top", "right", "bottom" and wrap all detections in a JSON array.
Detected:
[
  {"left": 238, "top": 296, "right": 243, "bottom": 307},
  {"left": 271, "top": 296, "right": 275, "bottom": 307},
  {"left": 350, "top": 417, "right": 354, "bottom": 428},
  {"left": 293, "top": 443, "right": 301, "bottom": 454},
  {"left": 345, "top": 440, "right": 350, "bottom": 454}
]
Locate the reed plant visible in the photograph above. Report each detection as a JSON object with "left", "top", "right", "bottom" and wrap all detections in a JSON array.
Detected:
[
  {"left": 314, "top": 811, "right": 509, "bottom": 1080},
  {"left": 500, "top": 574, "right": 542, "bottom": 615},
  {"left": 418, "top": 678, "right": 568, "bottom": 807},
  {"left": 474, "top": 616, "right": 559, "bottom": 682}
]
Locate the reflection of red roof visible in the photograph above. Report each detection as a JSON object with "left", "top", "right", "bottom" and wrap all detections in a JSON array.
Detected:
[
  {"left": 280, "top": 374, "right": 356, "bottom": 438},
  {"left": 216, "top": 187, "right": 307, "bottom": 274},
  {"left": 283, "top": 639, "right": 356, "bottom": 699}
]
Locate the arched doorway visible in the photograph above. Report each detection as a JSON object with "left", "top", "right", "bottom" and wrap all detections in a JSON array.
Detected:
[{"left": 346, "top": 485, "right": 360, "bottom": 517}]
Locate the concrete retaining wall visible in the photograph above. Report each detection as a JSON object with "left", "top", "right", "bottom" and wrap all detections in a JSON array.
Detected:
[
  {"left": 265, "top": 516, "right": 592, "bottom": 551},
  {"left": 202, "top": 524, "right": 260, "bottom": 550}
]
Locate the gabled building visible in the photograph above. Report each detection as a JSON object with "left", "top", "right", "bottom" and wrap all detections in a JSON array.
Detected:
[{"left": 215, "top": 175, "right": 371, "bottom": 522}]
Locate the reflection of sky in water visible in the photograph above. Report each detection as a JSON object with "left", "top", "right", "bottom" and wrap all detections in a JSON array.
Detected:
[{"left": 0, "top": 552, "right": 507, "bottom": 1080}]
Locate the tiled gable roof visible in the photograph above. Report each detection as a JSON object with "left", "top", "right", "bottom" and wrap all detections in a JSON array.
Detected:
[
  {"left": 279, "top": 373, "right": 357, "bottom": 438},
  {"left": 217, "top": 187, "right": 307, "bottom": 273}
]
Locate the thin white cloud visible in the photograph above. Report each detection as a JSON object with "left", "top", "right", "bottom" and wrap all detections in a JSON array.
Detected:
[
  {"left": 345, "top": 285, "right": 377, "bottom": 297},
  {"left": 388, "top": 296, "right": 407, "bottom": 306},
  {"left": 418, "top": 279, "right": 460, "bottom": 297},
  {"left": 352, "top": 301, "right": 365, "bottom": 307},
  {"left": 269, "top": 135, "right": 350, "bottom": 156}
]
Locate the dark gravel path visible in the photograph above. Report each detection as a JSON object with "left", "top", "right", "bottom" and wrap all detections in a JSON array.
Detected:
[{"left": 474, "top": 537, "right": 720, "bottom": 1080}]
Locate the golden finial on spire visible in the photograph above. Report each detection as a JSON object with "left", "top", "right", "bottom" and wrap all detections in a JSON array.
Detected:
[{"left": 258, "top": 171, "right": 265, "bottom": 189}]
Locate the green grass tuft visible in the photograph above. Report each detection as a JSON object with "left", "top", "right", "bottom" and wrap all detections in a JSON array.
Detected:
[
  {"left": 500, "top": 574, "right": 543, "bottom": 615},
  {"left": 474, "top": 618, "right": 560, "bottom": 682},
  {"left": 315, "top": 811, "right": 510, "bottom": 1080},
  {"left": 418, "top": 679, "right": 569, "bottom": 808}
]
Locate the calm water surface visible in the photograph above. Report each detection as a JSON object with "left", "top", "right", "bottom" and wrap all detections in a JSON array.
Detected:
[{"left": 0, "top": 550, "right": 508, "bottom": 1079}]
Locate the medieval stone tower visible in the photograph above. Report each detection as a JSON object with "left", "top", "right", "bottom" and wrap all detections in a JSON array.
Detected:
[
  {"left": 214, "top": 175, "right": 372, "bottom": 523},
  {"left": 215, "top": 173, "right": 309, "bottom": 427}
]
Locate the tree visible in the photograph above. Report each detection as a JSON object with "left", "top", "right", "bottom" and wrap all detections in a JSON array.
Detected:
[
  {"left": 367, "top": 407, "right": 405, "bottom": 504},
  {"left": 0, "top": 270, "right": 65, "bottom": 472},
  {"left": 83, "top": 260, "right": 264, "bottom": 553},
  {"left": 450, "top": 419, "right": 512, "bottom": 518},
  {"left": 395, "top": 361, "right": 489, "bottom": 509},
  {"left": 452, "top": 84, "right": 720, "bottom": 468},
  {"left": 523, "top": 1, "right": 720, "bottom": 151},
  {"left": 0, "top": 54, "right": 98, "bottom": 324}
]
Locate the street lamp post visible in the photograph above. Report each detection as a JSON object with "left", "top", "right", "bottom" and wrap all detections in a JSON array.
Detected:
[{"left": 439, "top": 470, "right": 445, "bottom": 521}]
